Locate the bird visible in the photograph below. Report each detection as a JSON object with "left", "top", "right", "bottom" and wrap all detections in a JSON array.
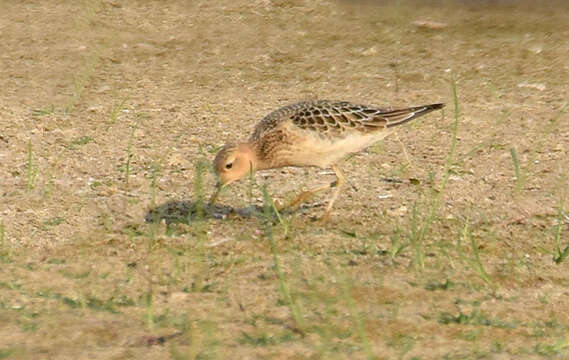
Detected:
[{"left": 210, "top": 100, "right": 444, "bottom": 220}]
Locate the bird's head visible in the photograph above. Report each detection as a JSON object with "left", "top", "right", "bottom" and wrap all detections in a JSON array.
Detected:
[{"left": 210, "top": 143, "right": 257, "bottom": 204}]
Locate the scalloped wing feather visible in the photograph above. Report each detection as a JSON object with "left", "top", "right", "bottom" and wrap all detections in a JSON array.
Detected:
[{"left": 249, "top": 101, "right": 444, "bottom": 141}]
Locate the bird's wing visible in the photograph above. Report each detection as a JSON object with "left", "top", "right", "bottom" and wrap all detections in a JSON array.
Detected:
[{"left": 250, "top": 101, "right": 444, "bottom": 140}]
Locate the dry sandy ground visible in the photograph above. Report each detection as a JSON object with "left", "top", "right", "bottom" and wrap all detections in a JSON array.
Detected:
[{"left": 1, "top": 0, "right": 568, "bottom": 359}]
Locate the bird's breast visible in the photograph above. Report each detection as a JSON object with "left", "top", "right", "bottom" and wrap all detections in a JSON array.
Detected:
[{"left": 261, "top": 129, "right": 392, "bottom": 169}]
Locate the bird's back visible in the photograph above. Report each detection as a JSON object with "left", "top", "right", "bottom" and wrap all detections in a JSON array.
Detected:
[{"left": 249, "top": 100, "right": 444, "bottom": 142}]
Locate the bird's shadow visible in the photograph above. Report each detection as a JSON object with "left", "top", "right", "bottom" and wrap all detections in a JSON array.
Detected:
[{"left": 144, "top": 200, "right": 266, "bottom": 224}]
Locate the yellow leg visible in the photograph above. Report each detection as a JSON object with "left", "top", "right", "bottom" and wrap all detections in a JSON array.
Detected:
[
  {"left": 278, "top": 165, "right": 345, "bottom": 221},
  {"left": 280, "top": 169, "right": 341, "bottom": 212},
  {"left": 285, "top": 183, "right": 331, "bottom": 210},
  {"left": 321, "top": 165, "right": 345, "bottom": 222}
]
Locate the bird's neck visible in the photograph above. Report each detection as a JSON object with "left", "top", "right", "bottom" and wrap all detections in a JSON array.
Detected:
[{"left": 238, "top": 142, "right": 261, "bottom": 171}]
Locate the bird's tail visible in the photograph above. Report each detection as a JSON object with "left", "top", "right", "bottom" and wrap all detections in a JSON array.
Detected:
[{"left": 384, "top": 103, "right": 445, "bottom": 128}]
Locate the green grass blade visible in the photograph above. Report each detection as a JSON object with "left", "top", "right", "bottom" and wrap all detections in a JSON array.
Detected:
[
  {"left": 262, "top": 186, "right": 304, "bottom": 334},
  {"left": 338, "top": 273, "right": 375, "bottom": 360},
  {"left": 510, "top": 147, "right": 523, "bottom": 193},
  {"left": 553, "top": 203, "right": 568, "bottom": 264}
]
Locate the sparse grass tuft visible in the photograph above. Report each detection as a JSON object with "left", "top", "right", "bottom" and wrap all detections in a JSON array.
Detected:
[
  {"left": 425, "top": 279, "right": 454, "bottom": 291},
  {"left": 193, "top": 158, "right": 208, "bottom": 220},
  {"left": 31, "top": 104, "right": 55, "bottom": 118},
  {"left": 467, "top": 224, "right": 493, "bottom": 287},
  {"left": 510, "top": 147, "right": 523, "bottom": 194},
  {"left": 26, "top": 138, "right": 38, "bottom": 192},
  {"left": 389, "top": 226, "right": 408, "bottom": 259},
  {"left": 0, "top": 221, "right": 4, "bottom": 247},
  {"left": 439, "top": 310, "right": 515, "bottom": 329},
  {"left": 535, "top": 338, "right": 569, "bottom": 357},
  {"left": 191, "top": 151, "right": 210, "bottom": 249},
  {"left": 335, "top": 267, "right": 375, "bottom": 360},
  {"left": 145, "top": 287, "right": 155, "bottom": 330},
  {"left": 457, "top": 212, "right": 493, "bottom": 287},
  {"left": 521, "top": 102, "right": 567, "bottom": 191},
  {"left": 0, "top": 348, "right": 14, "bottom": 359},
  {"left": 239, "top": 330, "right": 295, "bottom": 346},
  {"left": 409, "top": 202, "right": 425, "bottom": 269},
  {"left": 124, "top": 123, "right": 137, "bottom": 187},
  {"left": 405, "top": 78, "right": 459, "bottom": 270},
  {"left": 0, "top": 220, "right": 8, "bottom": 262},
  {"left": 68, "top": 135, "right": 93, "bottom": 150},
  {"left": 553, "top": 202, "right": 569, "bottom": 264},
  {"left": 262, "top": 185, "right": 304, "bottom": 335},
  {"left": 108, "top": 98, "right": 128, "bottom": 127},
  {"left": 150, "top": 162, "right": 160, "bottom": 208},
  {"left": 247, "top": 163, "right": 256, "bottom": 206}
]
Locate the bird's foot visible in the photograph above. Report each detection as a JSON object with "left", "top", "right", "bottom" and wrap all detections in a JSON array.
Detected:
[
  {"left": 288, "top": 190, "right": 319, "bottom": 210},
  {"left": 318, "top": 213, "right": 330, "bottom": 224}
]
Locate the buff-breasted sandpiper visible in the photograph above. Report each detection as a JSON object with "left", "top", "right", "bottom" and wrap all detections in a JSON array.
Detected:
[{"left": 210, "top": 100, "right": 444, "bottom": 220}]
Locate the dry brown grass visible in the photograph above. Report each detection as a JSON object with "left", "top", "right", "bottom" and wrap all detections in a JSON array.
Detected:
[{"left": 1, "top": 0, "right": 569, "bottom": 359}]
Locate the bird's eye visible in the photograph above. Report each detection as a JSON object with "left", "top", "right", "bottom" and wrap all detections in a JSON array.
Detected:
[{"left": 225, "top": 163, "right": 233, "bottom": 170}]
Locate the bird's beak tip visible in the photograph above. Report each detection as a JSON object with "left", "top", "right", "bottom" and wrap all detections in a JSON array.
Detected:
[{"left": 209, "top": 182, "right": 224, "bottom": 205}]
